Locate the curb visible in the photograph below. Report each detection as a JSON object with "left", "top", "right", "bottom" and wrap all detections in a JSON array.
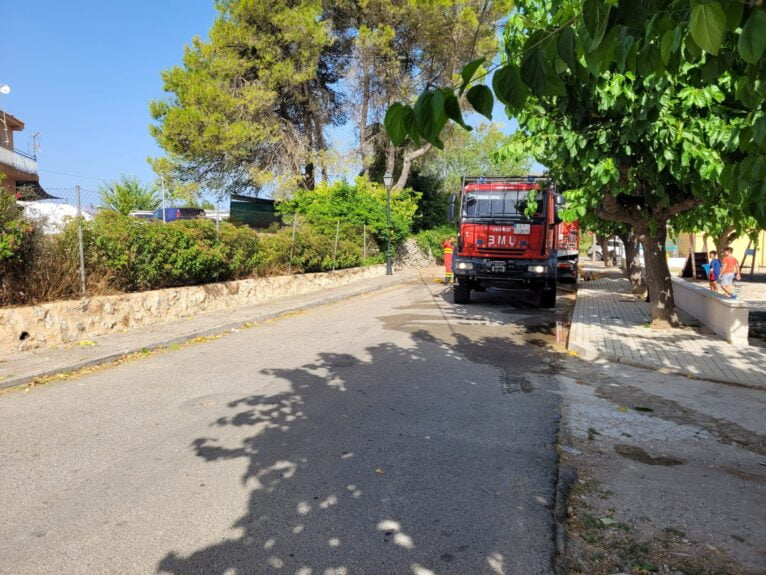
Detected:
[
  {"left": 0, "top": 275, "right": 413, "bottom": 391},
  {"left": 567, "top": 339, "right": 763, "bottom": 391}
]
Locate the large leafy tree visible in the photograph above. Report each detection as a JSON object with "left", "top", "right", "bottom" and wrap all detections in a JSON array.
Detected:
[
  {"left": 386, "top": 0, "right": 765, "bottom": 327},
  {"left": 279, "top": 176, "right": 420, "bottom": 247},
  {"left": 418, "top": 123, "right": 532, "bottom": 197},
  {"left": 150, "top": 0, "right": 349, "bottom": 195},
  {"left": 343, "top": 0, "right": 513, "bottom": 187}
]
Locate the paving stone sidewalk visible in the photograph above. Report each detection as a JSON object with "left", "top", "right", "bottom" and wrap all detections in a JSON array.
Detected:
[
  {"left": 568, "top": 269, "right": 766, "bottom": 388},
  {"left": 0, "top": 270, "right": 417, "bottom": 391}
]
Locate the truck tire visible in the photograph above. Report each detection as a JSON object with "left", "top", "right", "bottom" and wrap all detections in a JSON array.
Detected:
[
  {"left": 453, "top": 280, "right": 471, "bottom": 304},
  {"left": 539, "top": 281, "right": 556, "bottom": 308}
]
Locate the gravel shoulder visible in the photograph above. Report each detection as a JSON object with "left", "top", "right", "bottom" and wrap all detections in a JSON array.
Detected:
[{"left": 556, "top": 357, "right": 766, "bottom": 575}]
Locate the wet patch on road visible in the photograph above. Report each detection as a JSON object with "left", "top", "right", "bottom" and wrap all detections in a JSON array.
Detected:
[{"left": 613, "top": 444, "right": 684, "bottom": 466}]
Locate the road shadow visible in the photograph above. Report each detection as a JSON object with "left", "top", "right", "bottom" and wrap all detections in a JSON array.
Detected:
[{"left": 157, "top": 294, "right": 560, "bottom": 575}]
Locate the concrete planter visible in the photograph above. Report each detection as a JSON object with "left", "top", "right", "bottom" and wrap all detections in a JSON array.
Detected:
[
  {"left": 0, "top": 265, "right": 386, "bottom": 354},
  {"left": 671, "top": 276, "right": 749, "bottom": 344}
]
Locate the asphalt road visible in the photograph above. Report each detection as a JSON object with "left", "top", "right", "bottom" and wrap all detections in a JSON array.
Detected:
[{"left": 0, "top": 274, "right": 570, "bottom": 575}]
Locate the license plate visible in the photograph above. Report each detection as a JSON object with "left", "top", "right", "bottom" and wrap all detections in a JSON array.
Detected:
[
  {"left": 491, "top": 262, "right": 506, "bottom": 273},
  {"left": 514, "top": 223, "right": 530, "bottom": 235}
]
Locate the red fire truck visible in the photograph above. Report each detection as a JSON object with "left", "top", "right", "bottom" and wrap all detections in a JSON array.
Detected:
[
  {"left": 556, "top": 219, "right": 580, "bottom": 284},
  {"left": 449, "top": 176, "right": 576, "bottom": 307}
]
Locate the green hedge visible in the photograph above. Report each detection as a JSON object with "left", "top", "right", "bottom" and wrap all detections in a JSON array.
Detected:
[
  {"left": 413, "top": 225, "right": 457, "bottom": 264},
  {"left": 77, "top": 212, "right": 251, "bottom": 290},
  {"left": 63, "top": 212, "right": 369, "bottom": 293}
]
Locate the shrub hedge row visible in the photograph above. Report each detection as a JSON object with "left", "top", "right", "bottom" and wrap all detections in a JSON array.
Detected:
[{"left": 0, "top": 211, "right": 380, "bottom": 306}]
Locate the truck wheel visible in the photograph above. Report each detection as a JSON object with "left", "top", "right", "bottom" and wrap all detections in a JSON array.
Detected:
[
  {"left": 539, "top": 281, "right": 556, "bottom": 308},
  {"left": 453, "top": 280, "right": 471, "bottom": 304}
]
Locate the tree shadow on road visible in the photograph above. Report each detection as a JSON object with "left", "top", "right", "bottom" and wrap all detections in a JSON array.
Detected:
[{"left": 157, "top": 295, "right": 560, "bottom": 575}]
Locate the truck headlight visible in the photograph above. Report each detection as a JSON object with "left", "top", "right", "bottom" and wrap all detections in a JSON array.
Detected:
[
  {"left": 456, "top": 261, "right": 474, "bottom": 270},
  {"left": 528, "top": 265, "right": 547, "bottom": 273}
]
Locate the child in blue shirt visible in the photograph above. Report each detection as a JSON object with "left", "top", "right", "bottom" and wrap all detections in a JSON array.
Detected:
[{"left": 708, "top": 251, "right": 722, "bottom": 292}]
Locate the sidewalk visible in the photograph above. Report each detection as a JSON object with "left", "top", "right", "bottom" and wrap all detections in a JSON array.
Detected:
[
  {"left": 0, "top": 271, "right": 416, "bottom": 391},
  {"left": 568, "top": 268, "right": 766, "bottom": 388}
]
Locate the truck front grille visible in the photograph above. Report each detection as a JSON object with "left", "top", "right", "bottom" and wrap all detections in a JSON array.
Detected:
[{"left": 476, "top": 248, "right": 527, "bottom": 256}]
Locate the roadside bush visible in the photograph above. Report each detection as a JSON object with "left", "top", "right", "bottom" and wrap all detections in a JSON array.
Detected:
[
  {"left": 279, "top": 176, "right": 420, "bottom": 250},
  {"left": 1, "top": 206, "right": 379, "bottom": 307},
  {"left": 413, "top": 225, "right": 457, "bottom": 264},
  {"left": 77, "top": 212, "right": 264, "bottom": 290},
  {"left": 0, "top": 191, "right": 34, "bottom": 264},
  {"left": 0, "top": 205, "right": 83, "bottom": 306},
  {"left": 257, "top": 222, "right": 367, "bottom": 275}
]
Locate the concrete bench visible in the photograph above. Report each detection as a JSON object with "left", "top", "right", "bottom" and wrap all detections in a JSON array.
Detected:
[{"left": 671, "top": 276, "right": 749, "bottom": 344}]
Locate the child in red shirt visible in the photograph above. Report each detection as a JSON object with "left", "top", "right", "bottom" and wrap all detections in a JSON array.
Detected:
[{"left": 719, "top": 247, "right": 741, "bottom": 299}]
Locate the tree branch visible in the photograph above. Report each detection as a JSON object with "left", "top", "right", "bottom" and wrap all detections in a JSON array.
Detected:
[{"left": 394, "top": 143, "right": 432, "bottom": 189}]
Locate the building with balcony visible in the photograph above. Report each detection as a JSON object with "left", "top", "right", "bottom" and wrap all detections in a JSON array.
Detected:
[{"left": 0, "top": 111, "right": 53, "bottom": 200}]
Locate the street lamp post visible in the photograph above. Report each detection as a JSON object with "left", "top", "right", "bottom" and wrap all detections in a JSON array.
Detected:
[{"left": 383, "top": 172, "right": 394, "bottom": 275}]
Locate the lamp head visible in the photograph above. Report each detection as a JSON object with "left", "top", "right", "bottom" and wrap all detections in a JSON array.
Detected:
[{"left": 383, "top": 172, "right": 393, "bottom": 189}]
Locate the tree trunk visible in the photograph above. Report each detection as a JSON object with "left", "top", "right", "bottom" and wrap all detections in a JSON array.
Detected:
[
  {"left": 715, "top": 226, "right": 737, "bottom": 255},
  {"left": 641, "top": 226, "right": 679, "bottom": 328},
  {"left": 314, "top": 118, "right": 328, "bottom": 183},
  {"left": 599, "top": 235, "right": 612, "bottom": 267},
  {"left": 591, "top": 233, "right": 598, "bottom": 263},
  {"left": 619, "top": 230, "right": 646, "bottom": 296},
  {"left": 359, "top": 68, "right": 371, "bottom": 174}
]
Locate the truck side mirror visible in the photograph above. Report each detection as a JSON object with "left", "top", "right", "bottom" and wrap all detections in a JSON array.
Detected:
[{"left": 448, "top": 194, "right": 456, "bottom": 221}]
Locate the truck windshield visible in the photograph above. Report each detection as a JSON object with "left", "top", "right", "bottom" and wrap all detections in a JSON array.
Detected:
[{"left": 462, "top": 190, "right": 544, "bottom": 218}]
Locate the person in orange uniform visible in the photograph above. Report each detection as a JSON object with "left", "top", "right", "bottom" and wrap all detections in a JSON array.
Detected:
[{"left": 442, "top": 236, "right": 455, "bottom": 284}]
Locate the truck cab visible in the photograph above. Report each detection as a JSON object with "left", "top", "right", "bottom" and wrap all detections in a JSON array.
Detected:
[{"left": 450, "top": 176, "right": 560, "bottom": 307}]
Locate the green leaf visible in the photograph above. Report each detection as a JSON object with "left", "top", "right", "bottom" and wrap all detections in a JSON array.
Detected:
[
  {"left": 637, "top": 43, "right": 662, "bottom": 77},
  {"left": 689, "top": 2, "right": 726, "bottom": 56},
  {"left": 738, "top": 10, "right": 766, "bottom": 65},
  {"left": 753, "top": 117, "right": 766, "bottom": 150},
  {"left": 444, "top": 91, "right": 471, "bottom": 131},
  {"left": 492, "top": 64, "right": 528, "bottom": 113},
  {"left": 413, "top": 90, "right": 447, "bottom": 149},
  {"left": 384, "top": 103, "right": 408, "bottom": 146},
  {"left": 521, "top": 46, "right": 548, "bottom": 96},
  {"left": 701, "top": 57, "right": 719, "bottom": 83},
  {"left": 466, "top": 85, "right": 493, "bottom": 120},
  {"left": 586, "top": 25, "right": 617, "bottom": 75},
  {"left": 402, "top": 105, "right": 420, "bottom": 147},
  {"left": 724, "top": 0, "right": 743, "bottom": 31},
  {"left": 736, "top": 77, "right": 760, "bottom": 108},
  {"left": 557, "top": 26, "right": 577, "bottom": 71},
  {"left": 583, "top": 0, "right": 611, "bottom": 52},
  {"left": 661, "top": 29, "right": 674, "bottom": 66},
  {"left": 545, "top": 66, "right": 568, "bottom": 97},
  {"left": 459, "top": 57, "right": 485, "bottom": 95},
  {"left": 615, "top": 28, "right": 635, "bottom": 73}
]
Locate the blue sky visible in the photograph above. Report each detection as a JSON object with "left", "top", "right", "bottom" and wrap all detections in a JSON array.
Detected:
[
  {"left": 1, "top": 1, "right": 522, "bottom": 197},
  {"left": 1, "top": 1, "right": 218, "bottom": 193}
]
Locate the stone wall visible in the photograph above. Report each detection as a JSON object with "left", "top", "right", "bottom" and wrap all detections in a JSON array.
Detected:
[{"left": 0, "top": 265, "right": 385, "bottom": 354}]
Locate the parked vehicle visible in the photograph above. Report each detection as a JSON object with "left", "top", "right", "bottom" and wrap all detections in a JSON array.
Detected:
[
  {"left": 128, "top": 210, "right": 156, "bottom": 220},
  {"left": 152, "top": 207, "right": 206, "bottom": 222},
  {"left": 449, "top": 176, "right": 564, "bottom": 308},
  {"left": 587, "top": 238, "right": 626, "bottom": 262},
  {"left": 556, "top": 219, "right": 580, "bottom": 284}
]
